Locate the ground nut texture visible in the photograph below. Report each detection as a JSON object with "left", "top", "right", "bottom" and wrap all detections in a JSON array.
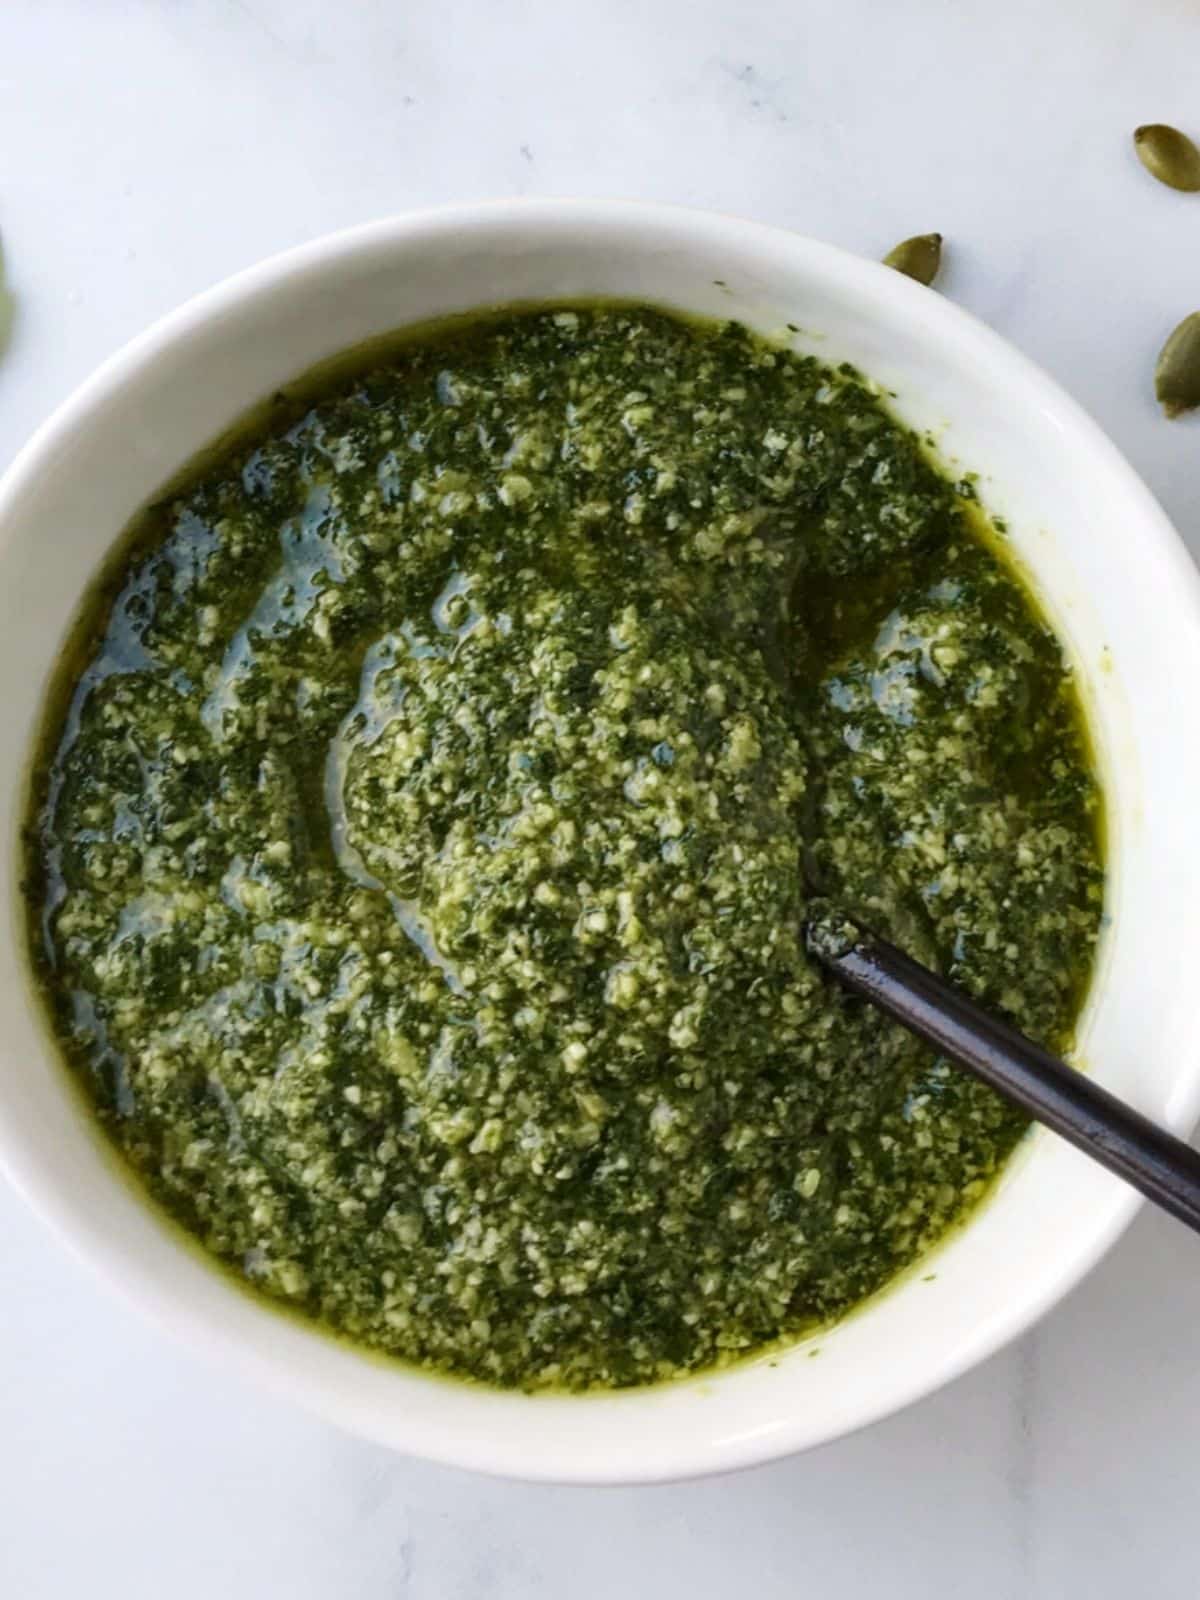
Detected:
[{"left": 27, "top": 307, "right": 1103, "bottom": 1389}]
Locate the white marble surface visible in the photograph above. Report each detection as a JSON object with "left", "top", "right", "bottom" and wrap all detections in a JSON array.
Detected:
[{"left": 3, "top": 1, "right": 1200, "bottom": 1593}]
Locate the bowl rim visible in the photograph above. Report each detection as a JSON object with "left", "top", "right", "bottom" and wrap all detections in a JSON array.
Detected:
[{"left": 3, "top": 197, "right": 1200, "bottom": 1483}]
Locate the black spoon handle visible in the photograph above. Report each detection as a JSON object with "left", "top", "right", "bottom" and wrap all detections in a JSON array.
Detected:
[{"left": 808, "top": 920, "right": 1200, "bottom": 1235}]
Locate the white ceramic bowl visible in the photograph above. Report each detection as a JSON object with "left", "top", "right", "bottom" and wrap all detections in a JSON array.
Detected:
[{"left": 2, "top": 200, "right": 1200, "bottom": 1484}]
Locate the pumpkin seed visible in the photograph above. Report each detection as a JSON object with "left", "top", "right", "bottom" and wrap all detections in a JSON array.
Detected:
[
  {"left": 1155, "top": 313, "right": 1200, "bottom": 417},
  {"left": 1133, "top": 124, "right": 1200, "bottom": 192},
  {"left": 883, "top": 233, "right": 942, "bottom": 286}
]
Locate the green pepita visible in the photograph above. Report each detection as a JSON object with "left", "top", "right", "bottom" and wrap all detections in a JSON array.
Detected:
[
  {"left": 1133, "top": 124, "right": 1200, "bottom": 192},
  {"left": 1155, "top": 312, "right": 1200, "bottom": 418},
  {"left": 883, "top": 233, "right": 943, "bottom": 287}
]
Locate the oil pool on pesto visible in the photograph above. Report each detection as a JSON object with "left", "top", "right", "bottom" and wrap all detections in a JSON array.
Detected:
[{"left": 25, "top": 306, "right": 1104, "bottom": 1391}]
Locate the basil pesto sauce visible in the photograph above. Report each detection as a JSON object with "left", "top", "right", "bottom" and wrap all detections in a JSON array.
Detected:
[{"left": 26, "top": 307, "right": 1103, "bottom": 1390}]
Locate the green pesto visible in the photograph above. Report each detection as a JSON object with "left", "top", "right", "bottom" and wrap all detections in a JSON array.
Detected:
[{"left": 24, "top": 305, "right": 1104, "bottom": 1391}]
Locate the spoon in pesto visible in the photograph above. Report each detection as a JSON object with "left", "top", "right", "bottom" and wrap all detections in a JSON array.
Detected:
[{"left": 805, "top": 906, "right": 1200, "bottom": 1234}]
